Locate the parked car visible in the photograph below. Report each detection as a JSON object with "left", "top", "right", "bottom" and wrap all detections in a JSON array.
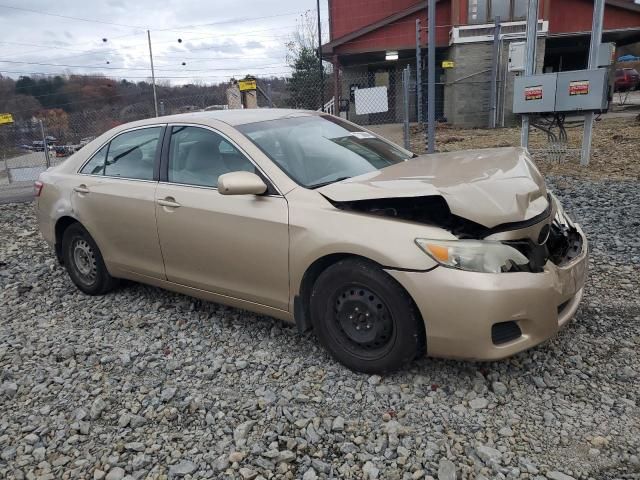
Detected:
[
  {"left": 614, "top": 68, "right": 640, "bottom": 91},
  {"left": 35, "top": 110, "right": 588, "bottom": 373}
]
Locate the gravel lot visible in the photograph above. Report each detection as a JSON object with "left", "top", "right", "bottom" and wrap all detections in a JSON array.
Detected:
[{"left": 1, "top": 177, "right": 639, "bottom": 480}]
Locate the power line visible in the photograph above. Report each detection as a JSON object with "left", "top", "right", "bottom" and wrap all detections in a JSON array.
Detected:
[
  {"left": 0, "top": 59, "right": 287, "bottom": 72},
  {"left": 0, "top": 69, "right": 292, "bottom": 80},
  {"left": 0, "top": 3, "right": 146, "bottom": 30},
  {"left": 0, "top": 4, "right": 313, "bottom": 34}
]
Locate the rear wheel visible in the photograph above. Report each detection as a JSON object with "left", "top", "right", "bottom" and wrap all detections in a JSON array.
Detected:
[
  {"left": 62, "top": 223, "right": 117, "bottom": 295},
  {"left": 310, "top": 259, "right": 424, "bottom": 373}
]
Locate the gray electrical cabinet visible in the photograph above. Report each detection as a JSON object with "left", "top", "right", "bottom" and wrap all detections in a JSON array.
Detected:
[
  {"left": 513, "top": 74, "right": 557, "bottom": 114},
  {"left": 597, "top": 43, "right": 615, "bottom": 67},
  {"left": 513, "top": 68, "right": 610, "bottom": 114},
  {"left": 555, "top": 69, "right": 609, "bottom": 112}
]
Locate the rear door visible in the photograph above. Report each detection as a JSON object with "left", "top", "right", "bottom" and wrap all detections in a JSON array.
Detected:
[
  {"left": 72, "top": 125, "right": 165, "bottom": 279},
  {"left": 154, "top": 124, "right": 289, "bottom": 310}
]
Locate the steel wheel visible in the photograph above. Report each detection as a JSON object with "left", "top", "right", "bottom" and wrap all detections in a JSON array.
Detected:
[
  {"left": 72, "top": 238, "right": 97, "bottom": 285},
  {"left": 333, "top": 285, "right": 395, "bottom": 356},
  {"left": 62, "top": 222, "right": 117, "bottom": 295},
  {"left": 311, "top": 259, "right": 424, "bottom": 373}
]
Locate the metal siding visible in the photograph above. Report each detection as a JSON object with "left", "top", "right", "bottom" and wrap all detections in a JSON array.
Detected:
[
  {"left": 548, "top": 0, "right": 640, "bottom": 33},
  {"left": 333, "top": 2, "right": 452, "bottom": 54}
]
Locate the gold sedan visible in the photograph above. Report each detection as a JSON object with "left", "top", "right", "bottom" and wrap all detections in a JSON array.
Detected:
[{"left": 35, "top": 110, "right": 588, "bottom": 373}]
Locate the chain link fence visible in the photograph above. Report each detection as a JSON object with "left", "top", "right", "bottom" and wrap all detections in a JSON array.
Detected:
[{"left": 0, "top": 61, "right": 616, "bottom": 188}]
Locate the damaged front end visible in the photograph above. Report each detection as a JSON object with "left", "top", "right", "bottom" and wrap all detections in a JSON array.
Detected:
[{"left": 327, "top": 193, "right": 583, "bottom": 274}]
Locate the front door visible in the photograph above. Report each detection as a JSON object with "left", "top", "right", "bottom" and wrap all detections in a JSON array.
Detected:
[
  {"left": 72, "top": 126, "right": 165, "bottom": 278},
  {"left": 155, "top": 125, "right": 289, "bottom": 311}
]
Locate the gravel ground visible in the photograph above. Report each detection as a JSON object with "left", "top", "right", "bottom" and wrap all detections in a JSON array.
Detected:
[{"left": 0, "top": 177, "right": 639, "bottom": 480}]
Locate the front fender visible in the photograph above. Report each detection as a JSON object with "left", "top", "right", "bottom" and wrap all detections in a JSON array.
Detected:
[{"left": 286, "top": 188, "right": 453, "bottom": 300}]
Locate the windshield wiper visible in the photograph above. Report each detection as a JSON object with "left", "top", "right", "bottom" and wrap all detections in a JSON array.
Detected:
[{"left": 307, "top": 176, "right": 352, "bottom": 189}]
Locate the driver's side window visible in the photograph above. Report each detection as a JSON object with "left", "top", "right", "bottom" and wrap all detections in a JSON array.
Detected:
[{"left": 168, "top": 126, "right": 254, "bottom": 188}]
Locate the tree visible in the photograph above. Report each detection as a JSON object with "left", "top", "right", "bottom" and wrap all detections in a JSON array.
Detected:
[
  {"left": 288, "top": 47, "right": 324, "bottom": 110},
  {"left": 37, "top": 108, "right": 70, "bottom": 141},
  {"left": 285, "top": 10, "right": 330, "bottom": 110}
]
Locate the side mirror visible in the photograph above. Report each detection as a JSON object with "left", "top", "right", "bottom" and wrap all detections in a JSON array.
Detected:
[{"left": 217, "top": 171, "right": 267, "bottom": 195}]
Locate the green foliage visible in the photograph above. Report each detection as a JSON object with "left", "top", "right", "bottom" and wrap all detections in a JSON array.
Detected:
[{"left": 287, "top": 47, "right": 324, "bottom": 110}]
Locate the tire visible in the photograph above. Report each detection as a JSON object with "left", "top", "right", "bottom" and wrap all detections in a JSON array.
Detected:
[
  {"left": 62, "top": 223, "right": 118, "bottom": 295},
  {"left": 310, "top": 258, "right": 425, "bottom": 374}
]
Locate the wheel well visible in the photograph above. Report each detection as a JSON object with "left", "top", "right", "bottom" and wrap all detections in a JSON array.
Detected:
[
  {"left": 296, "top": 253, "right": 425, "bottom": 351},
  {"left": 54, "top": 216, "right": 79, "bottom": 263}
]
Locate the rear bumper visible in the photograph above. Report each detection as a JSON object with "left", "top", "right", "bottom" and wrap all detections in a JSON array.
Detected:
[{"left": 386, "top": 224, "right": 588, "bottom": 361}]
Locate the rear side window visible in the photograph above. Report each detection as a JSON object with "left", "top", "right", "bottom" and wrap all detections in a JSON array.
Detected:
[
  {"left": 104, "top": 127, "right": 162, "bottom": 180},
  {"left": 80, "top": 144, "right": 108, "bottom": 175}
]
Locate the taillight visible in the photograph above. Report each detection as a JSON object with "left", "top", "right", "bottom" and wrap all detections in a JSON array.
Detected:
[{"left": 34, "top": 180, "right": 44, "bottom": 197}]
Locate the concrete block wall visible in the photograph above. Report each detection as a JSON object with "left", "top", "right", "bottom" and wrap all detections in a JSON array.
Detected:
[
  {"left": 444, "top": 37, "right": 546, "bottom": 128},
  {"left": 444, "top": 43, "right": 494, "bottom": 128}
]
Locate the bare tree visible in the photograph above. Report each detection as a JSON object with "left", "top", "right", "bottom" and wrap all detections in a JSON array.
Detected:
[{"left": 285, "top": 10, "right": 319, "bottom": 66}]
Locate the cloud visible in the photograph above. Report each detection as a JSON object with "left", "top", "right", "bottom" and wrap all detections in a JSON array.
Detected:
[
  {"left": 244, "top": 40, "right": 263, "bottom": 50},
  {"left": 0, "top": 0, "right": 318, "bottom": 84}
]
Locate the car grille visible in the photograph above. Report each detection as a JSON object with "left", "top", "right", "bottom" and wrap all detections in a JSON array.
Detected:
[{"left": 491, "top": 321, "right": 522, "bottom": 345}]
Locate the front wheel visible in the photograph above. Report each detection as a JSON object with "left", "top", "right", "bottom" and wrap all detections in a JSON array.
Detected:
[
  {"left": 62, "top": 223, "right": 118, "bottom": 295},
  {"left": 310, "top": 259, "right": 425, "bottom": 374}
]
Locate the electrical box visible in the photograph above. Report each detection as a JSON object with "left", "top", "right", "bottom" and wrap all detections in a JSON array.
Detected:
[
  {"left": 597, "top": 43, "right": 616, "bottom": 67},
  {"left": 555, "top": 69, "right": 609, "bottom": 112},
  {"left": 508, "top": 42, "right": 526, "bottom": 72},
  {"left": 513, "top": 68, "right": 610, "bottom": 114},
  {"left": 513, "top": 74, "right": 557, "bottom": 113}
]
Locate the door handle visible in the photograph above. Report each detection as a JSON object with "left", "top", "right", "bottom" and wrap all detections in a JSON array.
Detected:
[
  {"left": 74, "top": 185, "right": 90, "bottom": 194},
  {"left": 157, "top": 197, "right": 181, "bottom": 208}
]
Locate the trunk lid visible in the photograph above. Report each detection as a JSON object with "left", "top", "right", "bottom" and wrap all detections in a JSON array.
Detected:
[{"left": 317, "top": 147, "right": 549, "bottom": 228}]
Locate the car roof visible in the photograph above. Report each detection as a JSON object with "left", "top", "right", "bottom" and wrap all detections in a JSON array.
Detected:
[{"left": 129, "top": 108, "right": 320, "bottom": 128}]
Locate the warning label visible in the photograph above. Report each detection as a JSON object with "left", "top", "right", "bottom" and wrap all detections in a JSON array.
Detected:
[
  {"left": 569, "top": 80, "right": 590, "bottom": 96},
  {"left": 524, "top": 85, "right": 543, "bottom": 101}
]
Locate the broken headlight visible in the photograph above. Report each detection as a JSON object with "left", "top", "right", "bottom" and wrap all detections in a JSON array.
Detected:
[{"left": 415, "top": 239, "right": 530, "bottom": 273}]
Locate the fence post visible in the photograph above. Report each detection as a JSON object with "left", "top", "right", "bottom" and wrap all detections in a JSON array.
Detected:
[
  {"left": 521, "top": 0, "right": 539, "bottom": 149},
  {"left": 580, "top": 0, "right": 605, "bottom": 166},
  {"left": 39, "top": 119, "right": 50, "bottom": 168},
  {"left": 489, "top": 16, "right": 501, "bottom": 128},
  {"left": 267, "top": 83, "right": 273, "bottom": 108},
  {"left": 402, "top": 66, "right": 411, "bottom": 150},
  {"left": 416, "top": 19, "right": 422, "bottom": 124},
  {"left": 426, "top": 0, "right": 436, "bottom": 153}
]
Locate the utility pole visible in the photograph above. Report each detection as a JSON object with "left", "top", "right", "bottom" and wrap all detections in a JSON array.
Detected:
[
  {"left": 580, "top": 0, "right": 605, "bottom": 166},
  {"left": 521, "top": 0, "right": 538, "bottom": 148},
  {"left": 39, "top": 119, "right": 50, "bottom": 168},
  {"left": 316, "top": 0, "right": 325, "bottom": 111},
  {"left": 426, "top": 0, "right": 436, "bottom": 153},
  {"left": 147, "top": 30, "right": 159, "bottom": 117},
  {"left": 416, "top": 19, "right": 422, "bottom": 124},
  {"left": 489, "top": 16, "right": 501, "bottom": 128}
]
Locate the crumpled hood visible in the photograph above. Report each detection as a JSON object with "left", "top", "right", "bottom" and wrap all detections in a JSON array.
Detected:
[{"left": 318, "top": 147, "right": 549, "bottom": 228}]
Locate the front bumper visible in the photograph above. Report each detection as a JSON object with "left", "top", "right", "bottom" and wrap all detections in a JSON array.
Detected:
[{"left": 386, "top": 224, "right": 589, "bottom": 361}]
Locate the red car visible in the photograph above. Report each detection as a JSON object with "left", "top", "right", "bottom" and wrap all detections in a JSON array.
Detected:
[{"left": 614, "top": 68, "right": 640, "bottom": 92}]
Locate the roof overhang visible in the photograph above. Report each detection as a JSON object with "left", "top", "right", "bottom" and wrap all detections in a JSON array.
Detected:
[
  {"left": 322, "top": 1, "right": 439, "bottom": 58},
  {"left": 547, "top": 27, "right": 640, "bottom": 47}
]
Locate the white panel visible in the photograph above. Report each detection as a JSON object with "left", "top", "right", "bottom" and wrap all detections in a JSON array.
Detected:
[{"left": 354, "top": 86, "right": 389, "bottom": 115}]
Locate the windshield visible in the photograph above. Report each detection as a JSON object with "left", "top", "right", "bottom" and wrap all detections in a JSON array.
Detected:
[{"left": 237, "top": 115, "right": 413, "bottom": 188}]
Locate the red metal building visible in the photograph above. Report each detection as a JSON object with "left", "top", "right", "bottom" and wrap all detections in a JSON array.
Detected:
[{"left": 322, "top": 0, "right": 640, "bottom": 126}]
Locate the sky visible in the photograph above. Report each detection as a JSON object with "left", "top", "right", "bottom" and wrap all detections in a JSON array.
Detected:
[{"left": 0, "top": 0, "right": 329, "bottom": 85}]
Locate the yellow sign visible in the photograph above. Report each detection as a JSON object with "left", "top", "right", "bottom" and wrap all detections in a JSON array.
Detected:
[
  {"left": 238, "top": 79, "right": 257, "bottom": 91},
  {"left": 0, "top": 113, "right": 14, "bottom": 125},
  {"left": 442, "top": 60, "right": 455, "bottom": 69}
]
